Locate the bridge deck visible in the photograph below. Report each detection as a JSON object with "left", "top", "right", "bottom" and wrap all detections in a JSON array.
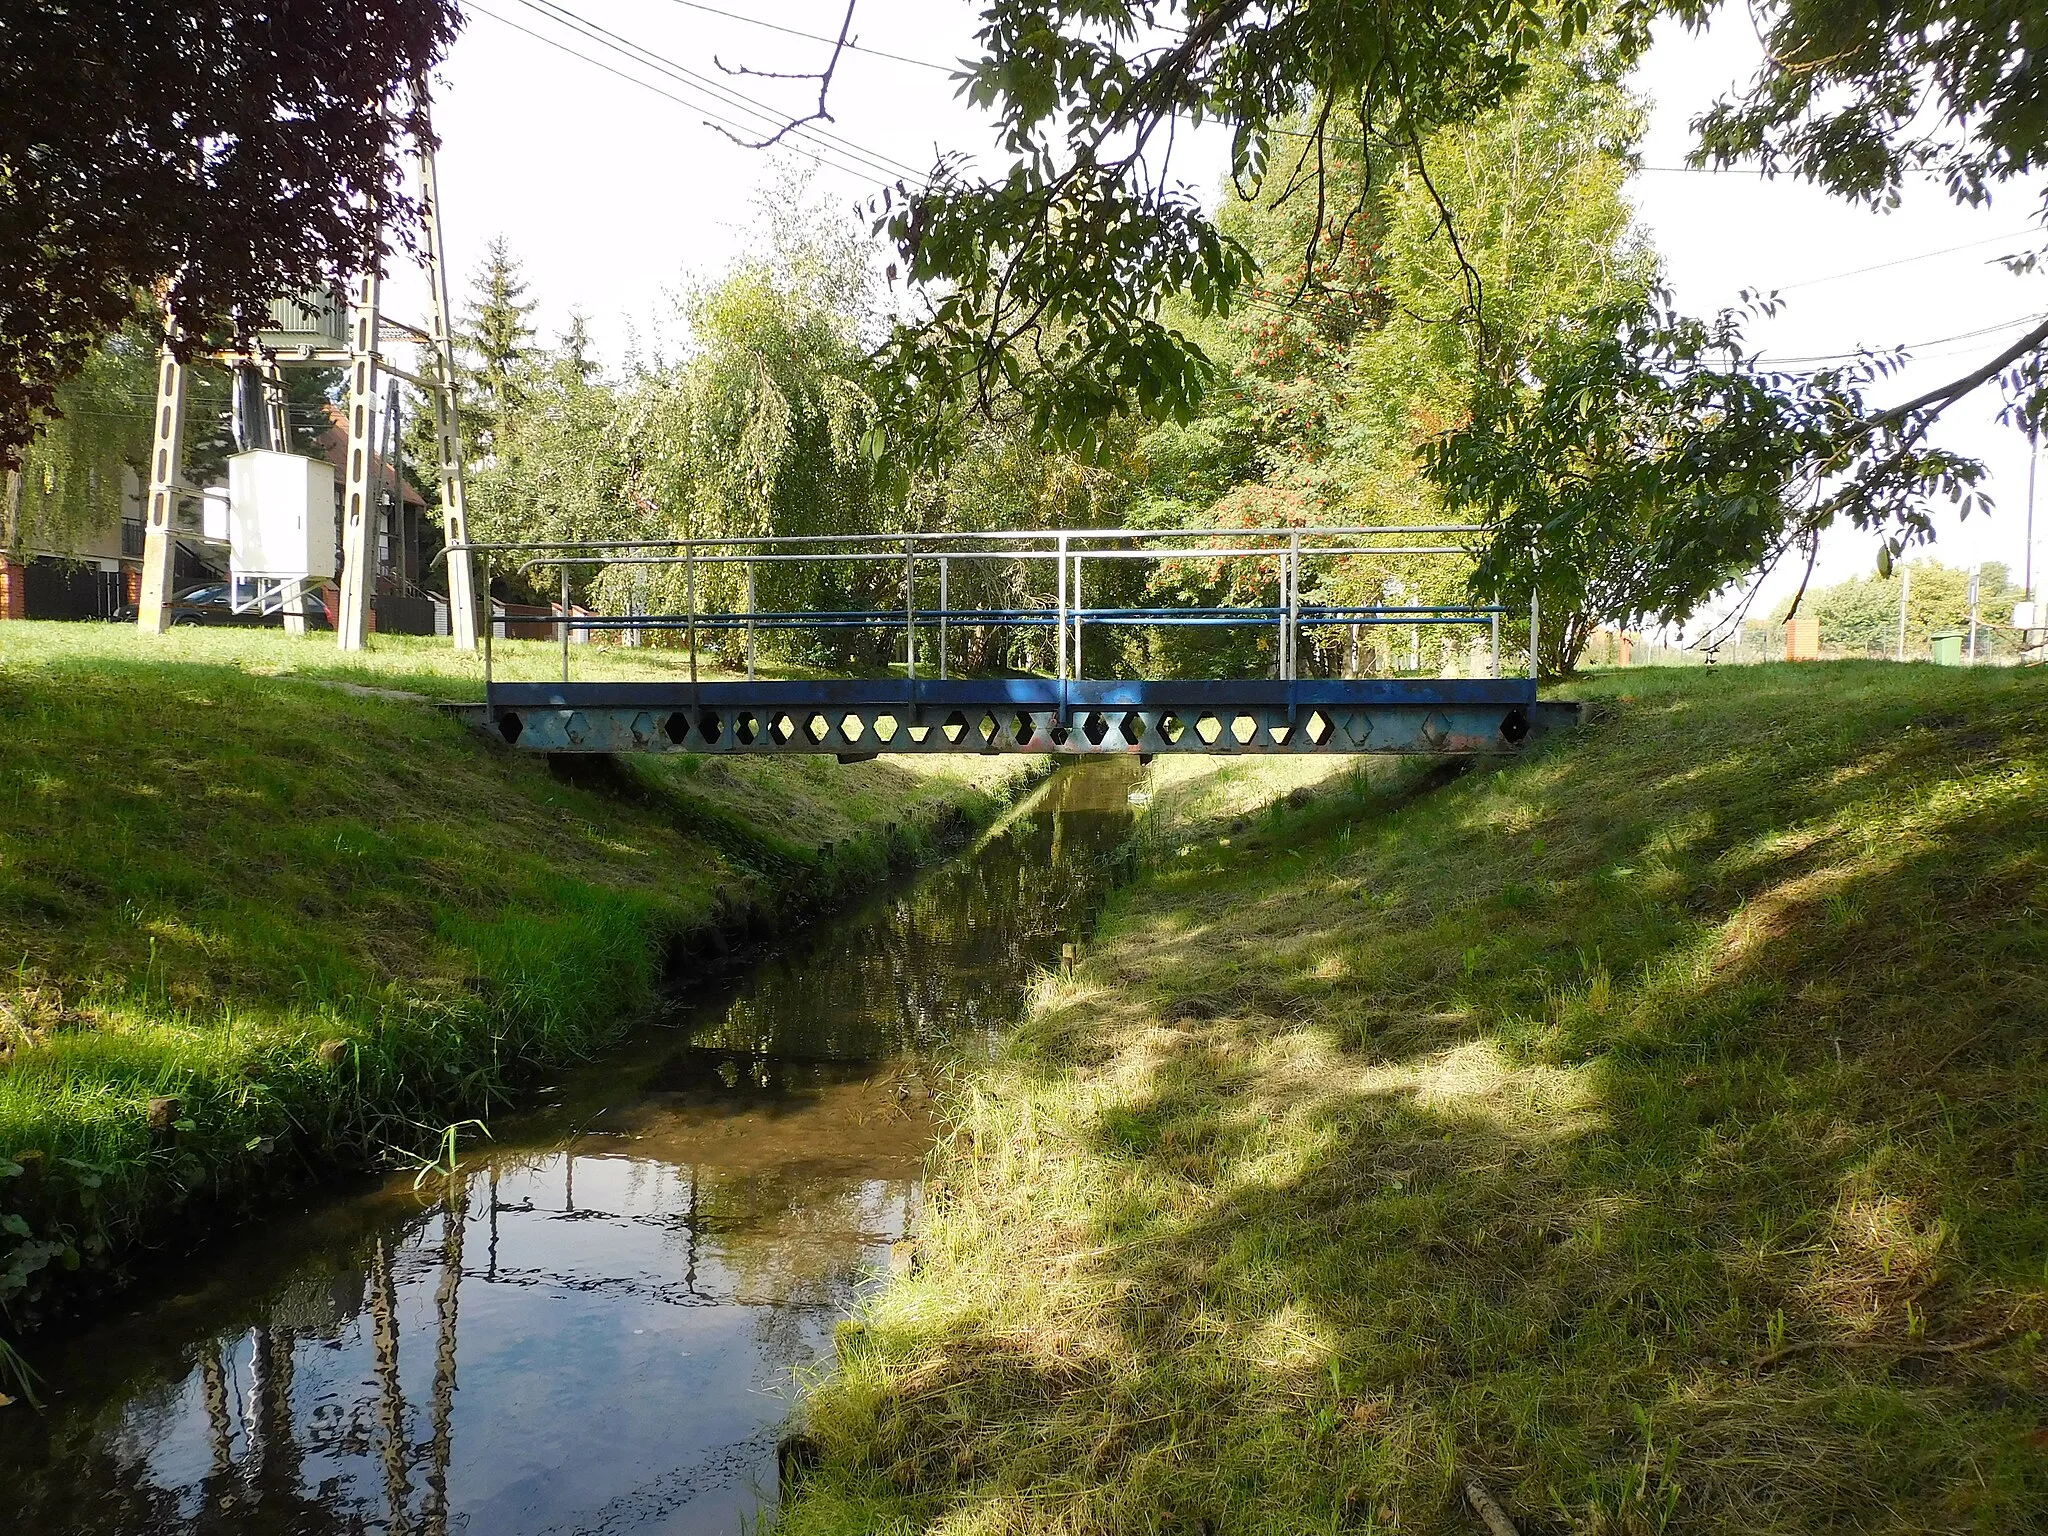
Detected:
[{"left": 485, "top": 678, "right": 1567, "bottom": 757}]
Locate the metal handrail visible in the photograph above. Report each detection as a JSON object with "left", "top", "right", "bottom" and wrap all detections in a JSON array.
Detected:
[{"left": 463, "top": 523, "right": 1537, "bottom": 693}]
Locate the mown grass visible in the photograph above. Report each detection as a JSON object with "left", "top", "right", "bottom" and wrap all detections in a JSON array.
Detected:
[
  {"left": 0, "top": 614, "right": 751, "bottom": 701},
  {"left": 781, "top": 662, "right": 2048, "bottom": 1536},
  {"left": 0, "top": 622, "right": 1027, "bottom": 1328}
]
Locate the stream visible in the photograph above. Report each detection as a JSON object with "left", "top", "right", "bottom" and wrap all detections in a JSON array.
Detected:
[{"left": 1, "top": 758, "right": 1142, "bottom": 1535}]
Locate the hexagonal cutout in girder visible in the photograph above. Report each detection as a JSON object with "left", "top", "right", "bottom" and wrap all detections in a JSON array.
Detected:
[
  {"left": 1422, "top": 711, "right": 1451, "bottom": 748},
  {"left": 1081, "top": 711, "right": 1110, "bottom": 747},
  {"left": 1499, "top": 708, "right": 1530, "bottom": 744},
  {"left": 1119, "top": 711, "right": 1144, "bottom": 746},
  {"left": 770, "top": 714, "right": 797, "bottom": 746},
  {"left": 839, "top": 713, "right": 865, "bottom": 744},
  {"left": 1267, "top": 720, "right": 1293, "bottom": 746},
  {"left": 871, "top": 713, "right": 899, "bottom": 743},
  {"left": 631, "top": 711, "right": 659, "bottom": 747},
  {"left": 940, "top": 710, "right": 969, "bottom": 744},
  {"left": 1230, "top": 714, "right": 1259, "bottom": 746},
  {"left": 1343, "top": 712, "right": 1373, "bottom": 747},
  {"left": 1194, "top": 712, "right": 1223, "bottom": 745},
  {"left": 1159, "top": 712, "right": 1185, "bottom": 744},
  {"left": 735, "top": 712, "right": 760, "bottom": 745},
  {"left": 498, "top": 711, "right": 525, "bottom": 745},
  {"left": 563, "top": 711, "right": 590, "bottom": 746},
  {"left": 1305, "top": 710, "right": 1334, "bottom": 746},
  {"left": 697, "top": 710, "right": 722, "bottom": 745},
  {"left": 906, "top": 722, "right": 931, "bottom": 744},
  {"left": 664, "top": 711, "right": 689, "bottom": 745},
  {"left": 806, "top": 713, "right": 832, "bottom": 745},
  {"left": 1011, "top": 711, "right": 1035, "bottom": 746},
  {"left": 977, "top": 712, "right": 1001, "bottom": 744}
]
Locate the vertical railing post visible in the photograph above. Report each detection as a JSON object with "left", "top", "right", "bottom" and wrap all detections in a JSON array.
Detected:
[
  {"left": 482, "top": 553, "right": 493, "bottom": 692},
  {"left": 559, "top": 564, "right": 570, "bottom": 683},
  {"left": 1491, "top": 610, "right": 1502, "bottom": 679},
  {"left": 684, "top": 537, "right": 699, "bottom": 689},
  {"left": 1529, "top": 589, "right": 1540, "bottom": 680},
  {"left": 745, "top": 561, "right": 756, "bottom": 681},
  {"left": 905, "top": 537, "right": 916, "bottom": 686},
  {"left": 1286, "top": 530, "right": 1301, "bottom": 680},
  {"left": 1056, "top": 533, "right": 1068, "bottom": 683},
  {"left": 938, "top": 555, "right": 949, "bottom": 680},
  {"left": 1073, "top": 553, "right": 1084, "bottom": 682}
]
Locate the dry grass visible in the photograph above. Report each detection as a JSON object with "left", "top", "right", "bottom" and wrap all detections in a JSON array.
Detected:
[{"left": 781, "top": 662, "right": 2048, "bottom": 1536}]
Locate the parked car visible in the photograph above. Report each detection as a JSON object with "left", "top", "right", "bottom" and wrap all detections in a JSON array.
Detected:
[{"left": 112, "top": 583, "right": 332, "bottom": 628}]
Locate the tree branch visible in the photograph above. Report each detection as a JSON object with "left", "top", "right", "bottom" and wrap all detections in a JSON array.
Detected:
[
  {"left": 1878, "top": 313, "right": 2048, "bottom": 425},
  {"left": 711, "top": 0, "right": 857, "bottom": 150}
]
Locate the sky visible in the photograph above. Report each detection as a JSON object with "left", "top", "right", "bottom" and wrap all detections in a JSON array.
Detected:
[{"left": 387, "top": 1, "right": 2047, "bottom": 621}]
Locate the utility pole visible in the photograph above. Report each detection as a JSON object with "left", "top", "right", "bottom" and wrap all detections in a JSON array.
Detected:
[
  {"left": 1896, "top": 562, "right": 1912, "bottom": 662},
  {"left": 1967, "top": 567, "right": 1980, "bottom": 662},
  {"left": 2027, "top": 430, "right": 2039, "bottom": 602}
]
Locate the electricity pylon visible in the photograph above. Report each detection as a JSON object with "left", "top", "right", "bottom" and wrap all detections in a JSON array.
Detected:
[{"left": 137, "top": 82, "right": 478, "bottom": 652}]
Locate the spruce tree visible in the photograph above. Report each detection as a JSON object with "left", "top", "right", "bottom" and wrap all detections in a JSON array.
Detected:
[{"left": 459, "top": 237, "right": 538, "bottom": 454}]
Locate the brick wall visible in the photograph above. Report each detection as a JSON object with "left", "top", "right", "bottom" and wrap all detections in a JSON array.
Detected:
[{"left": 0, "top": 558, "right": 24, "bottom": 620}]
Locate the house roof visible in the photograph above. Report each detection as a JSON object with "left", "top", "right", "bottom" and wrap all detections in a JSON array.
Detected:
[{"left": 309, "top": 403, "right": 428, "bottom": 509}]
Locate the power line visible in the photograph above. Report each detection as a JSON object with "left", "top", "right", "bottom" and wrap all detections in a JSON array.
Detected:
[
  {"left": 1778, "top": 228, "right": 2043, "bottom": 291},
  {"left": 466, "top": 2, "right": 907, "bottom": 186},
  {"left": 1758, "top": 311, "right": 2046, "bottom": 366},
  {"left": 656, "top": 0, "right": 956, "bottom": 73},
  {"left": 500, "top": 0, "right": 924, "bottom": 182},
  {"left": 468, "top": 2, "right": 917, "bottom": 185}
]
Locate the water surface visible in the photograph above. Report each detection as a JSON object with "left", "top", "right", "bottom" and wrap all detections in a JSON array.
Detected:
[{"left": 1, "top": 760, "right": 1140, "bottom": 1535}]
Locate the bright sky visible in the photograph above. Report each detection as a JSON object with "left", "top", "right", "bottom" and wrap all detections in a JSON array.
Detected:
[{"left": 390, "top": 1, "right": 2047, "bottom": 616}]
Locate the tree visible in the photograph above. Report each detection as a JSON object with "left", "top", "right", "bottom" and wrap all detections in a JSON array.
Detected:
[
  {"left": 804, "top": 0, "right": 2046, "bottom": 613},
  {"left": 1126, "top": 37, "right": 1656, "bottom": 674},
  {"left": 458, "top": 238, "right": 540, "bottom": 455},
  {"left": 0, "top": 0, "right": 460, "bottom": 471},
  {"left": 559, "top": 311, "right": 599, "bottom": 384}
]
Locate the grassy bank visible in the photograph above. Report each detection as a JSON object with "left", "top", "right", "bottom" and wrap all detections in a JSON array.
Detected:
[
  {"left": 0, "top": 622, "right": 1031, "bottom": 1338},
  {"left": 782, "top": 662, "right": 2048, "bottom": 1536}
]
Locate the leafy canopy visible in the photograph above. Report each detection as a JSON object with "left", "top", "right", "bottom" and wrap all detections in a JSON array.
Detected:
[{"left": 0, "top": 0, "right": 460, "bottom": 469}]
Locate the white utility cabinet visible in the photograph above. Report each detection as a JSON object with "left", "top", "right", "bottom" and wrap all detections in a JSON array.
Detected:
[{"left": 227, "top": 450, "right": 336, "bottom": 581}]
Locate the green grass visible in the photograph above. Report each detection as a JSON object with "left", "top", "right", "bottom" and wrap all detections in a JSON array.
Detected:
[
  {"left": 0, "top": 622, "right": 1028, "bottom": 1326},
  {"left": 780, "top": 662, "right": 2048, "bottom": 1536}
]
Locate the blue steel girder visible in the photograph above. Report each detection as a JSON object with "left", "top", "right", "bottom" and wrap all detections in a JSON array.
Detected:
[{"left": 483, "top": 679, "right": 1563, "bottom": 756}]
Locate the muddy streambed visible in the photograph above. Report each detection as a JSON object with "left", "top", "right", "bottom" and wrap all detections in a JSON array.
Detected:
[{"left": 2, "top": 759, "right": 1142, "bottom": 1535}]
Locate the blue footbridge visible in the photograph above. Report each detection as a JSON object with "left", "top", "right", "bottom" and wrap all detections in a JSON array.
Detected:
[{"left": 457, "top": 526, "right": 1573, "bottom": 759}]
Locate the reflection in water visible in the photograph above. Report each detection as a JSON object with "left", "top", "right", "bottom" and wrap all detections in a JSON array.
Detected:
[{"left": 1, "top": 761, "right": 1139, "bottom": 1535}]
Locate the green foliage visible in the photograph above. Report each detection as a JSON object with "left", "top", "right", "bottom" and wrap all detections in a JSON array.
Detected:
[
  {"left": 1121, "top": 37, "right": 1654, "bottom": 676},
  {"left": 6, "top": 327, "right": 156, "bottom": 556},
  {"left": 459, "top": 237, "right": 540, "bottom": 455},
  {"left": 1671, "top": 0, "right": 2048, "bottom": 222},
  {"left": 860, "top": 0, "right": 2045, "bottom": 616},
  {"left": 1430, "top": 293, "right": 1987, "bottom": 672},
  {"left": 5, "top": 320, "right": 235, "bottom": 560}
]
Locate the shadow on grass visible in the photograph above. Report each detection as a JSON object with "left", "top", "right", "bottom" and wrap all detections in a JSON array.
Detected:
[{"left": 786, "top": 663, "right": 2048, "bottom": 1536}]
